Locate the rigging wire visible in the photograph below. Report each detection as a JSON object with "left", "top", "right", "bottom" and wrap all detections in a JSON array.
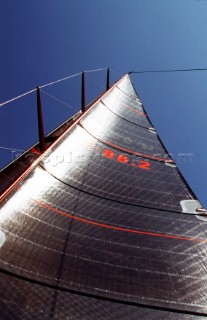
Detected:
[
  {"left": 40, "top": 89, "right": 77, "bottom": 110},
  {"left": 130, "top": 67, "right": 207, "bottom": 74},
  {"left": 84, "top": 67, "right": 107, "bottom": 74},
  {"left": 0, "top": 68, "right": 107, "bottom": 108},
  {"left": 0, "top": 88, "right": 36, "bottom": 108},
  {"left": 0, "top": 146, "right": 25, "bottom": 152},
  {"left": 40, "top": 68, "right": 107, "bottom": 89},
  {"left": 2, "top": 67, "right": 207, "bottom": 108},
  {"left": 86, "top": 73, "right": 106, "bottom": 90},
  {"left": 39, "top": 72, "right": 82, "bottom": 89}
]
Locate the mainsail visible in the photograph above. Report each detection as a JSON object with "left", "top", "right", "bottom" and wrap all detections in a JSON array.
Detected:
[{"left": 0, "top": 73, "right": 207, "bottom": 319}]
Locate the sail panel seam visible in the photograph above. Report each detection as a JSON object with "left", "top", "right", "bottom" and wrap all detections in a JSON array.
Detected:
[{"left": 79, "top": 123, "right": 173, "bottom": 163}]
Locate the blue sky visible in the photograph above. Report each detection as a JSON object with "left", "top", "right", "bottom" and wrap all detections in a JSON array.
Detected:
[{"left": 1, "top": 0, "right": 207, "bottom": 207}]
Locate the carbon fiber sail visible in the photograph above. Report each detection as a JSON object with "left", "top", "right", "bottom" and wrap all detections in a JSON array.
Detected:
[{"left": 0, "top": 74, "right": 207, "bottom": 319}]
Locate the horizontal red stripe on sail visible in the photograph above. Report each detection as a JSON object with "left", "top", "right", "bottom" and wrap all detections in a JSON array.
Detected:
[{"left": 32, "top": 198, "right": 207, "bottom": 243}]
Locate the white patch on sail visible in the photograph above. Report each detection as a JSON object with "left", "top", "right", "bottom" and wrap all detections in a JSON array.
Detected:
[
  {"left": 195, "top": 214, "right": 207, "bottom": 222},
  {"left": 148, "top": 128, "right": 157, "bottom": 134},
  {"left": 165, "top": 162, "right": 176, "bottom": 168},
  {"left": 180, "top": 199, "right": 203, "bottom": 215},
  {"left": 0, "top": 230, "right": 6, "bottom": 249}
]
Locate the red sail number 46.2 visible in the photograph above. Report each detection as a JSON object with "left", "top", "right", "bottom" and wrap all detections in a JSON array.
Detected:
[{"left": 103, "top": 149, "right": 150, "bottom": 171}]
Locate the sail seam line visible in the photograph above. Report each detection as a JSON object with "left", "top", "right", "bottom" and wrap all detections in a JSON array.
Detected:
[
  {"left": 116, "top": 85, "right": 140, "bottom": 101},
  {"left": 40, "top": 165, "right": 199, "bottom": 216},
  {"left": 0, "top": 267, "right": 206, "bottom": 317},
  {"left": 32, "top": 197, "right": 207, "bottom": 243},
  {"left": 100, "top": 100, "right": 151, "bottom": 129},
  {"left": 79, "top": 123, "right": 173, "bottom": 163}
]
